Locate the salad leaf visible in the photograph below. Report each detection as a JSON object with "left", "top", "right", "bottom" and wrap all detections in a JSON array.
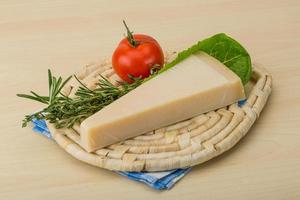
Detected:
[{"left": 158, "top": 33, "right": 252, "bottom": 85}]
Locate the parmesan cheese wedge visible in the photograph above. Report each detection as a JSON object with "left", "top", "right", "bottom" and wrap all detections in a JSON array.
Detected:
[{"left": 80, "top": 52, "right": 245, "bottom": 152}]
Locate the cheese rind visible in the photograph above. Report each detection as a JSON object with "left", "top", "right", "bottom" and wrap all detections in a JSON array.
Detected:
[{"left": 80, "top": 52, "right": 245, "bottom": 152}]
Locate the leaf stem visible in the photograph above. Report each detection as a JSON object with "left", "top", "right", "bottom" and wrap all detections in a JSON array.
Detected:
[{"left": 123, "top": 20, "right": 139, "bottom": 47}]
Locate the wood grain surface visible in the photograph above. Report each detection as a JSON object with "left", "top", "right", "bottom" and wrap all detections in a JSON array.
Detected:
[{"left": 1, "top": 0, "right": 299, "bottom": 199}]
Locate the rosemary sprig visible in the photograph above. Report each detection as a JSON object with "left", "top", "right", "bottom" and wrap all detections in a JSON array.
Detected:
[{"left": 17, "top": 70, "right": 142, "bottom": 129}]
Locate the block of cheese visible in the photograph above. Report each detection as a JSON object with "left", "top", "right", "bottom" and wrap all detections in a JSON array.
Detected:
[{"left": 80, "top": 52, "right": 245, "bottom": 152}]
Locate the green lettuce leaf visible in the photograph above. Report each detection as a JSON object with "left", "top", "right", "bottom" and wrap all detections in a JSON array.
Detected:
[{"left": 158, "top": 33, "right": 252, "bottom": 85}]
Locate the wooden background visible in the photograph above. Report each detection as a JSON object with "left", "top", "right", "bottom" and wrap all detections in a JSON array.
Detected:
[{"left": 1, "top": 0, "right": 299, "bottom": 199}]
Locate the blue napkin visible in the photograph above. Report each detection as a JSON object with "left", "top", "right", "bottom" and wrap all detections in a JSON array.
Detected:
[{"left": 31, "top": 119, "right": 191, "bottom": 190}]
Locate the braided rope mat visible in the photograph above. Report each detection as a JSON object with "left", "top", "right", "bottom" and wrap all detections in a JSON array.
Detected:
[{"left": 47, "top": 54, "right": 272, "bottom": 172}]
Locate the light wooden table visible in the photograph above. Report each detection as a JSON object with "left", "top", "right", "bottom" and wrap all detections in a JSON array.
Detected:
[{"left": 1, "top": 1, "right": 299, "bottom": 199}]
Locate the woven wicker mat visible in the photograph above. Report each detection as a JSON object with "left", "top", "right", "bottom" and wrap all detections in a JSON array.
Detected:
[{"left": 47, "top": 54, "right": 272, "bottom": 172}]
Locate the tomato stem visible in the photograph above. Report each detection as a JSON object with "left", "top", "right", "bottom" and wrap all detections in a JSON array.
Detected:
[{"left": 123, "top": 20, "right": 139, "bottom": 47}]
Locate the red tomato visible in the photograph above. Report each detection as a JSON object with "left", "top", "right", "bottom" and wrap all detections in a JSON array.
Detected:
[{"left": 112, "top": 22, "right": 164, "bottom": 83}]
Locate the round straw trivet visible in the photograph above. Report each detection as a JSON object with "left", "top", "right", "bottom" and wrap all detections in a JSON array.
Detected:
[{"left": 47, "top": 54, "right": 272, "bottom": 172}]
